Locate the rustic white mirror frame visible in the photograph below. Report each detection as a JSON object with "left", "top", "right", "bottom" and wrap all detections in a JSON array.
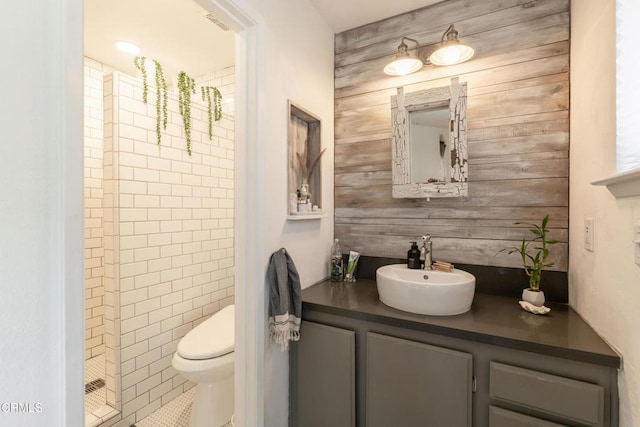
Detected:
[{"left": 391, "top": 80, "right": 468, "bottom": 198}]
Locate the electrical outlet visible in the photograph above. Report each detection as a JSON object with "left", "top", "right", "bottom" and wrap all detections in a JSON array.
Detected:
[{"left": 584, "top": 218, "right": 595, "bottom": 252}]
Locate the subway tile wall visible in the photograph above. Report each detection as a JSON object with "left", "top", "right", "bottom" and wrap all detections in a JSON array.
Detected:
[
  {"left": 85, "top": 58, "right": 113, "bottom": 360},
  {"left": 102, "top": 68, "right": 235, "bottom": 424}
]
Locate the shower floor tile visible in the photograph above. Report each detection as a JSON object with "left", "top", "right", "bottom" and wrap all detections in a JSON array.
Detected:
[
  {"left": 85, "top": 354, "right": 106, "bottom": 415},
  {"left": 85, "top": 354, "right": 118, "bottom": 426}
]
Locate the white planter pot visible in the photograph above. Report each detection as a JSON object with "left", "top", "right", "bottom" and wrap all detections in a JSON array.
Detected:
[{"left": 522, "top": 288, "right": 545, "bottom": 307}]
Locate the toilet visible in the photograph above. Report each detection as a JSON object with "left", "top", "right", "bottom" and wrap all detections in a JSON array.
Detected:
[{"left": 172, "top": 304, "right": 234, "bottom": 427}]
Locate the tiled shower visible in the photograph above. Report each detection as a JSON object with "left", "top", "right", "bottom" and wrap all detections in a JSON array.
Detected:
[{"left": 83, "top": 58, "right": 236, "bottom": 426}]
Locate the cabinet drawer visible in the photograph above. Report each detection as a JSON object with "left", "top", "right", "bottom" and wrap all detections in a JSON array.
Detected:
[
  {"left": 490, "top": 406, "right": 566, "bottom": 427},
  {"left": 490, "top": 362, "right": 604, "bottom": 426}
]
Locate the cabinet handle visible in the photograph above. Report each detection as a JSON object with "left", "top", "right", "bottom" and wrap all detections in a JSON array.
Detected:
[{"left": 472, "top": 375, "right": 477, "bottom": 393}]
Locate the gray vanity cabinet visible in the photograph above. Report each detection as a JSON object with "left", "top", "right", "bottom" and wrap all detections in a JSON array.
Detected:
[
  {"left": 366, "top": 332, "right": 472, "bottom": 427},
  {"left": 290, "top": 320, "right": 355, "bottom": 427},
  {"left": 294, "top": 281, "right": 619, "bottom": 426}
]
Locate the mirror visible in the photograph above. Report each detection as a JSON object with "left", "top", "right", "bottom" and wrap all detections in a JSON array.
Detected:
[
  {"left": 391, "top": 81, "right": 468, "bottom": 198},
  {"left": 409, "top": 108, "right": 450, "bottom": 183}
]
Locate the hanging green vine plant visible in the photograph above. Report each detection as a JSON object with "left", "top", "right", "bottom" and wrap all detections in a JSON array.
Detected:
[
  {"left": 133, "top": 56, "right": 148, "bottom": 103},
  {"left": 200, "top": 86, "right": 222, "bottom": 140},
  {"left": 133, "top": 57, "right": 169, "bottom": 146},
  {"left": 152, "top": 59, "right": 168, "bottom": 145},
  {"left": 178, "top": 71, "right": 196, "bottom": 155}
]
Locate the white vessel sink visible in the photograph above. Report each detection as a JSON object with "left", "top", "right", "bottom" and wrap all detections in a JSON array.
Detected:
[{"left": 376, "top": 264, "right": 476, "bottom": 316}]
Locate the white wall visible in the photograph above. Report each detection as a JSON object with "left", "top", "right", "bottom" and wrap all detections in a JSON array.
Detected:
[
  {"left": 616, "top": 0, "right": 640, "bottom": 172},
  {"left": 230, "top": 1, "right": 335, "bottom": 425},
  {"left": 0, "top": 0, "right": 84, "bottom": 426},
  {"left": 570, "top": 1, "right": 640, "bottom": 425}
]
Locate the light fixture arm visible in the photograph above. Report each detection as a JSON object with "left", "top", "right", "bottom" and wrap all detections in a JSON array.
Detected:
[
  {"left": 399, "top": 36, "right": 420, "bottom": 53},
  {"left": 441, "top": 24, "right": 459, "bottom": 44}
]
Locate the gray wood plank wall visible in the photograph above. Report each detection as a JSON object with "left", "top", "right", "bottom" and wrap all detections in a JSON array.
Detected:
[{"left": 334, "top": 0, "right": 570, "bottom": 271}]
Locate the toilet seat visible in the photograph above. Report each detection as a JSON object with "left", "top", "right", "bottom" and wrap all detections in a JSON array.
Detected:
[{"left": 178, "top": 304, "right": 235, "bottom": 360}]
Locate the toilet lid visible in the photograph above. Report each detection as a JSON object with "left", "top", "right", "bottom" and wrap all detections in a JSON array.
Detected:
[{"left": 177, "top": 305, "right": 234, "bottom": 360}]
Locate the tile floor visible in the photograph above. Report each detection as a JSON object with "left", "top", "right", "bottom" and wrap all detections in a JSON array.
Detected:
[
  {"left": 85, "top": 358, "right": 232, "bottom": 427},
  {"left": 85, "top": 354, "right": 118, "bottom": 427},
  {"left": 137, "top": 387, "right": 233, "bottom": 427}
]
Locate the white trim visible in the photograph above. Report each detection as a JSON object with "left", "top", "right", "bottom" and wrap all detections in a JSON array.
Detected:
[
  {"left": 60, "top": 0, "right": 261, "bottom": 425},
  {"left": 591, "top": 167, "right": 640, "bottom": 197},
  {"left": 195, "top": 1, "right": 262, "bottom": 426},
  {"left": 62, "top": 0, "right": 85, "bottom": 425}
]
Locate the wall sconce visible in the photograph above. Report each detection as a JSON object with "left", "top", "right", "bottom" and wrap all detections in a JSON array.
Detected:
[
  {"left": 428, "top": 24, "right": 474, "bottom": 66},
  {"left": 383, "top": 37, "right": 423, "bottom": 76}
]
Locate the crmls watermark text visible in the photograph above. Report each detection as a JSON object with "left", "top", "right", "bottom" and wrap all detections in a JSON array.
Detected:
[{"left": 0, "top": 403, "right": 43, "bottom": 413}]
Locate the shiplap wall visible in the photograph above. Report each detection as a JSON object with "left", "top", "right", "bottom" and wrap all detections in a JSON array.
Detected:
[{"left": 334, "top": 0, "right": 569, "bottom": 271}]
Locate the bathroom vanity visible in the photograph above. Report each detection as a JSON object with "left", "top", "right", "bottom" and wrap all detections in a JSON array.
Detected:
[{"left": 289, "top": 279, "right": 620, "bottom": 427}]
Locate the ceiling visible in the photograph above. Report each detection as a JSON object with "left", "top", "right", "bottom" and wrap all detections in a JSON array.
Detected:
[
  {"left": 310, "top": 0, "right": 445, "bottom": 33},
  {"left": 84, "top": 0, "right": 443, "bottom": 82},
  {"left": 84, "top": 0, "right": 235, "bottom": 81}
]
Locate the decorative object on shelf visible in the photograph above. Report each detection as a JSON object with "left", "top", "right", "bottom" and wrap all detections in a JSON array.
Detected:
[
  {"left": 294, "top": 138, "right": 325, "bottom": 210},
  {"left": 428, "top": 24, "right": 475, "bottom": 66},
  {"left": 297, "top": 182, "right": 312, "bottom": 213},
  {"left": 296, "top": 139, "right": 326, "bottom": 192},
  {"left": 519, "top": 300, "right": 551, "bottom": 315},
  {"left": 201, "top": 86, "right": 222, "bottom": 140},
  {"left": 499, "top": 215, "right": 558, "bottom": 308},
  {"left": 178, "top": 71, "right": 196, "bottom": 155},
  {"left": 384, "top": 37, "right": 423, "bottom": 76}
]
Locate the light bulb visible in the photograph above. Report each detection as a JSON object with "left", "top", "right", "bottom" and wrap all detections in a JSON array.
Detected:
[
  {"left": 442, "top": 46, "right": 461, "bottom": 65},
  {"left": 429, "top": 43, "right": 474, "bottom": 66},
  {"left": 384, "top": 58, "right": 423, "bottom": 76}
]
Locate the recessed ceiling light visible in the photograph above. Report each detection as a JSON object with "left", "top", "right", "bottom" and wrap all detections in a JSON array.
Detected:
[{"left": 115, "top": 41, "right": 140, "bottom": 55}]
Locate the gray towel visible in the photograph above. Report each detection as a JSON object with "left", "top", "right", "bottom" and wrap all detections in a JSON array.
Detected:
[{"left": 267, "top": 248, "right": 302, "bottom": 351}]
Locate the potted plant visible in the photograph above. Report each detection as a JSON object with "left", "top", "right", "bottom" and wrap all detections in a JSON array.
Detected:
[{"left": 500, "top": 215, "right": 558, "bottom": 307}]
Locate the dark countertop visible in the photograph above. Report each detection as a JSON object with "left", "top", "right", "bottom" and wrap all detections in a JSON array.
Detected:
[{"left": 301, "top": 279, "right": 620, "bottom": 368}]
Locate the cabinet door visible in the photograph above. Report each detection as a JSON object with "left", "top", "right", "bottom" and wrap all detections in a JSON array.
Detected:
[
  {"left": 291, "top": 320, "right": 355, "bottom": 427},
  {"left": 366, "top": 332, "right": 472, "bottom": 427}
]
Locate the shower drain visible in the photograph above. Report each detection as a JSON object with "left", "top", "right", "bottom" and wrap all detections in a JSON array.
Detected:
[{"left": 85, "top": 378, "right": 105, "bottom": 394}]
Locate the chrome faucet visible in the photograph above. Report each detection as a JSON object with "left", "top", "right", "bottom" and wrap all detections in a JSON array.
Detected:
[{"left": 420, "top": 235, "right": 433, "bottom": 270}]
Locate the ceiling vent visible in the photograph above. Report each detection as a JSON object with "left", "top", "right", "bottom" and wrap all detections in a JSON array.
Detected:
[{"left": 205, "top": 14, "right": 230, "bottom": 31}]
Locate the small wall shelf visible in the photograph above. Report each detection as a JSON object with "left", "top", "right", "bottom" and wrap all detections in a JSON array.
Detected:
[
  {"left": 591, "top": 167, "right": 640, "bottom": 198},
  {"left": 287, "top": 213, "right": 325, "bottom": 221},
  {"left": 288, "top": 101, "right": 323, "bottom": 219}
]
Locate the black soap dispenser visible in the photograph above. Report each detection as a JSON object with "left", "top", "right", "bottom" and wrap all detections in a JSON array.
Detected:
[{"left": 407, "top": 241, "right": 421, "bottom": 269}]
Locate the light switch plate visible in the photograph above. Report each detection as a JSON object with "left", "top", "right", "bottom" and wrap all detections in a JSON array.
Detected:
[{"left": 584, "top": 218, "right": 595, "bottom": 252}]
